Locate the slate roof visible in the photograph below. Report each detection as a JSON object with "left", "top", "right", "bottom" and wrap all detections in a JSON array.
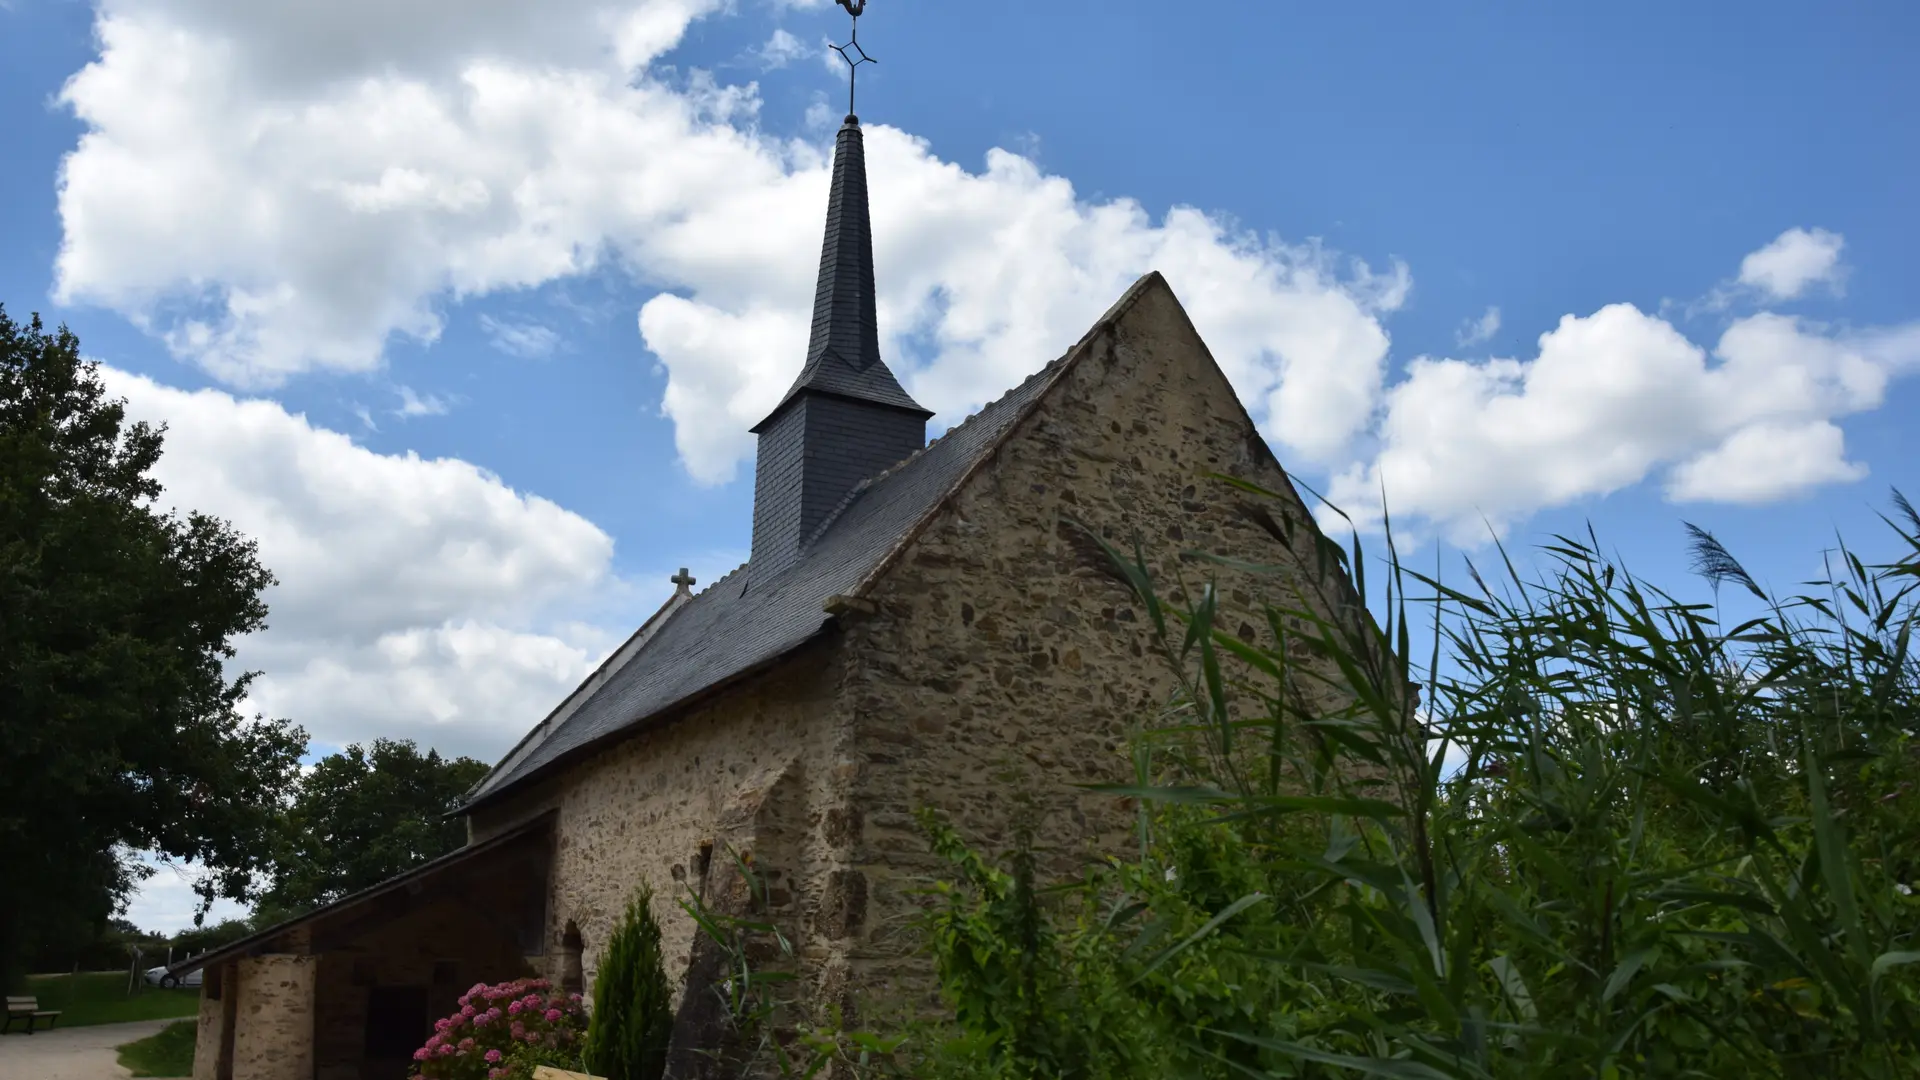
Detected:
[
  {"left": 464, "top": 272, "right": 1164, "bottom": 809},
  {"left": 165, "top": 814, "right": 553, "bottom": 976},
  {"left": 753, "top": 117, "right": 930, "bottom": 430}
]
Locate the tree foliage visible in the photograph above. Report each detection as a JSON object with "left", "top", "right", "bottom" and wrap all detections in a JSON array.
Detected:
[
  {"left": 586, "top": 883, "right": 675, "bottom": 1080},
  {"left": 260, "top": 737, "right": 488, "bottom": 916},
  {"left": 0, "top": 306, "right": 306, "bottom": 981}
]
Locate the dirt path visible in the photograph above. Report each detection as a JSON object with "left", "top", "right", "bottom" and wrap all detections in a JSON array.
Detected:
[{"left": 0, "top": 1018, "right": 179, "bottom": 1080}]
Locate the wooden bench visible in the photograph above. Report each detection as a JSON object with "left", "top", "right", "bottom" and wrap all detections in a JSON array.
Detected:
[{"left": 3, "top": 996, "right": 61, "bottom": 1034}]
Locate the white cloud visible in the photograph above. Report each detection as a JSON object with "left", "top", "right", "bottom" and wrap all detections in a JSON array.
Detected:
[
  {"left": 55, "top": 0, "right": 1406, "bottom": 481},
  {"left": 1739, "top": 227, "right": 1846, "bottom": 301},
  {"left": 755, "top": 27, "right": 810, "bottom": 69},
  {"left": 395, "top": 385, "right": 451, "bottom": 417},
  {"left": 102, "top": 367, "right": 625, "bottom": 759},
  {"left": 1328, "top": 306, "right": 1920, "bottom": 542},
  {"left": 122, "top": 853, "right": 251, "bottom": 936},
  {"left": 1665, "top": 421, "right": 1866, "bottom": 504},
  {"left": 48, "top": 1, "right": 1920, "bottom": 554},
  {"left": 1457, "top": 306, "right": 1500, "bottom": 347},
  {"left": 817, "top": 33, "right": 849, "bottom": 79},
  {"left": 645, "top": 182, "right": 1408, "bottom": 480},
  {"left": 803, "top": 97, "right": 837, "bottom": 131},
  {"left": 479, "top": 314, "right": 562, "bottom": 359},
  {"left": 55, "top": 0, "right": 731, "bottom": 389}
]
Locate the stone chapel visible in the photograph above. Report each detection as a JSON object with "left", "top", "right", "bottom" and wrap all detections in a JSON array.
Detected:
[{"left": 176, "top": 107, "right": 1371, "bottom": 1080}]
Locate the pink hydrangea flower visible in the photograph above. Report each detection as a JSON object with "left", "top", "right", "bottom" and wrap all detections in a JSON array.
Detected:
[
  {"left": 457, "top": 1038, "right": 475, "bottom": 1053},
  {"left": 460, "top": 1004, "right": 476, "bottom": 1018},
  {"left": 413, "top": 1048, "right": 429, "bottom": 1062},
  {"left": 506, "top": 999, "right": 523, "bottom": 1015},
  {"left": 484, "top": 1049, "right": 503, "bottom": 1064},
  {"left": 544, "top": 1008, "right": 562, "bottom": 1023}
]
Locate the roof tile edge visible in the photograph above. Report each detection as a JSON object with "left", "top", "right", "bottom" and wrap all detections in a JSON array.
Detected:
[
  {"left": 843, "top": 270, "right": 1166, "bottom": 600},
  {"left": 463, "top": 571, "right": 720, "bottom": 804}
]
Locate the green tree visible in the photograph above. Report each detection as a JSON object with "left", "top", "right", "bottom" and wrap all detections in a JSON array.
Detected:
[
  {"left": 586, "top": 883, "right": 674, "bottom": 1080},
  {"left": 259, "top": 737, "right": 488, "bottom": 915},
  {"left": 166, "top": 917, "right": 260, "bottom": 959},
  {"left": 0, "top": 306, "right": 306, "bottom": 982}
]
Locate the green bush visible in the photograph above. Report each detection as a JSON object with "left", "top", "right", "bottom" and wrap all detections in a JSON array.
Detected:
[
  {"left": 902, "top": 488, "right": 1920, "bottom": 1079},
  {"left": 586, "top": 883, "right": 674, "bottom": 1080},
  {"left": 115, "top": 1018, "right": 197, "bottom": 1077}
]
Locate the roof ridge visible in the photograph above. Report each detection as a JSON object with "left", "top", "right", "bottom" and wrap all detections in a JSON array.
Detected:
[
  {"left": 473, "top": 579, "right": 699, "bottom": 794},
  {"left": 795, "top": 349, "right": 1074, "bottom": 550},
  {"left": 169, "top": 814, "right": 555, "bottom": 977},
  {"left": 842, "top": 271, "right": 1165, "bottom": 600},
  {"left": 700, "top": 561, "right": 749, "bottom": 593}
]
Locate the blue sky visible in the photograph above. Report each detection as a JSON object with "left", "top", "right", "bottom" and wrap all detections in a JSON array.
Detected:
[{"left": 3, "top": 0, "right": 1915, "bottom": 931}]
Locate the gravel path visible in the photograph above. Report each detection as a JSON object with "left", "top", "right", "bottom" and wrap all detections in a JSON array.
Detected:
[{"left": 0, "top": 1018, "right": 180, "bottom": 1080}]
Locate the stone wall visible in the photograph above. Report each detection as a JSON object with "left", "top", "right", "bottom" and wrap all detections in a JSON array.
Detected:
[
  {"left": 233, "top": 954, "right": 317, "bottom": 1080},
  {"left": 835, "top": 277, "right": 1366, "bottom": 1010},
  {"left": 191, "top": 980, "right": 223, "bottom": 1080},
  {"left": 460, "top": 277, "right": 1375, "bottom": 1036},
  {"left": 467, "top": 644, "right": 853, "bottom": 1000}
]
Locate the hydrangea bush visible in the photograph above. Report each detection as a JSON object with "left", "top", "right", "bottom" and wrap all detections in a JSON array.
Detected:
[{"left": 411, "top": 977, "right": 587, "bottom": 1080}]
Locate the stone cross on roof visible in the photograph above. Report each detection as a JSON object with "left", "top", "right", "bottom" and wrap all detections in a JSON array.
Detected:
[{"left": 671, "top": 568, "right": 696, "bottom": 596}]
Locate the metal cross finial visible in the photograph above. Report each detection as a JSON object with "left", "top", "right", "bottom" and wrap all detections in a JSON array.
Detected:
[{"left": 830, "top": 1, "right": 876, "bottom": 120}]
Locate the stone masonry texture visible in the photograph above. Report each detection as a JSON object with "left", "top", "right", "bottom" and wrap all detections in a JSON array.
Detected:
[
  {"left": 833, "top": 276, "right": 1361, "bottom": 1012},
  {"left": 191, "top": 982, "right": 223, "bottom": 1080},
  {"left": 468, "top": 646, "right": 854, "bottom": 1005},
  {"left": 232, "top": 955, "right": 317, "bottom": 1080}
]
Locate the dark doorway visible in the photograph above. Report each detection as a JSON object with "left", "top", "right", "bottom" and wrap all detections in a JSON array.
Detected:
[{"left": 364, "top": 985, "right": 430, "bottom": 1066}]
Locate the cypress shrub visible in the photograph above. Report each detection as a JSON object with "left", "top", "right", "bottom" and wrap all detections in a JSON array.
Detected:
[{"left": 585, "top": 883, "right": 674, "bottom": 1080}]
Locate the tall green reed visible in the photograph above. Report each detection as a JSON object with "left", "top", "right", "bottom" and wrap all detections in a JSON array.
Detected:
[{"left": 909, "top": 486, "right": 1919, "bottom": 1079}]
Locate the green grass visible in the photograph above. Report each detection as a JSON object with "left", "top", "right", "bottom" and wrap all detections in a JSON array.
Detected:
[
  {"left": 2, "top": 972, "right": 199, "bottom": 1031},
  {"left": 116, "top": 1019, "right": 197, "bottom": 1078}
]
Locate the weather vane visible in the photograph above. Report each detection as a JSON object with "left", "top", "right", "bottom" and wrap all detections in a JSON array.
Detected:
[{"left": 831, "top": 0, "right": 875, "bottom": 119}]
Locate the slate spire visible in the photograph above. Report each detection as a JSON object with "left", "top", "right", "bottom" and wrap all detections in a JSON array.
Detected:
[
  {"left": 755, "top": 117, "right": 929, "bottom": 421},
  {"left": 749, "top": 114, "right": 932, "bottom": 579}
]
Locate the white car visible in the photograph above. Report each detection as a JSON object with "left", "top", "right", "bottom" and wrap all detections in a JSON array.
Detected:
[{"left": 143, "top": 965, "right": 203, "bottom": 990}]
